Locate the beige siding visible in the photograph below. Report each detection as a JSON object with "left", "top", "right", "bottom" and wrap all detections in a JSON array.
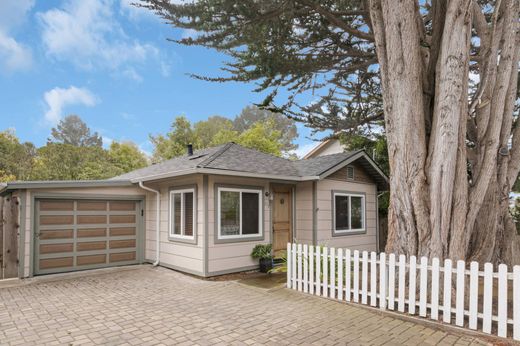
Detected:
[
  {"left": 207, "top": 175, "right": 271, "bottom": 274},
  {"left": 316, "top": 179, "right": 377, "bottom": 251},
  {"left": 144, "top": 175, "right": 204, "bottom": 275},
  {"left": 294, "top": 181, "right": 313, "bottom": 245},
  {"left": 21, "top": 186, "right": 144, "bottom": 278}
]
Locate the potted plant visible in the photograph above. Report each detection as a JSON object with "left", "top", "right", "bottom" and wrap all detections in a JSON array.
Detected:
[{"left": 251, "top": 244, "right": 273, "bottom": 273}]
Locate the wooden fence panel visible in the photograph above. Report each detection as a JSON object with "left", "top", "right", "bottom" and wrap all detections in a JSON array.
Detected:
[{"left": 3, "top": 196, "right": 18, "bottom": 279}]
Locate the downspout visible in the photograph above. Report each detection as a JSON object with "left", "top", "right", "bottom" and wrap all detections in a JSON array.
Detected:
[{"left": 138, "top": 181, "right": 160, "bottom": 266}]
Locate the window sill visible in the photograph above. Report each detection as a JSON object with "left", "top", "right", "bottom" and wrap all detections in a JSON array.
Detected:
[
  {"left": 168, "top": 235, "right": 197, "bottom": 245},
  {"left": 332, "top": 229, "right": 367, "bottom": 237},
  {"left": 214, "top": 234, "right": 264, "bottom": 244}
]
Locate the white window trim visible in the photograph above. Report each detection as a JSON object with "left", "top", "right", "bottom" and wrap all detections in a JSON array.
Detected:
[
  {"left": 217, "top": 187, "right": 263, "bottom": 240},
  {"left": 169, "top": 188, "right": 196, "bottom": 240},
  {"left": 333, "top": 192, "right": 365, "bottom": 233}
]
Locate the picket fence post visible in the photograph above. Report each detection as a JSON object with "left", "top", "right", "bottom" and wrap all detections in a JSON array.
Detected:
[
  {"left": 362, "top": 251, "right": 368, "bottom": 304},
  {"left": 303, "top": 244, "right": 308, "bottom": 293},
  {"left": 419, "top": 257, "right": 428, "bottom": 317},
  {"left": 286, "top": 243, "right": 291, "bottom": 289},
  {"left": 315, "top": 246, "right": 321, "bottom": 296},
  {"left": 291, "top": 243, "right": 297, "bottom": 290},
  {"left": 309, "top": 245, "right": 314, "bottom": 295},
  {"left": 322, "top": 247, "right": 328, "bottom": 298},
  {"left": 353, "top": 250, "right": 359, "bottom": 303},
  {"left": 330, "top": 247, "right": 336, "bottom": 299},
  {"left": 513, "top": 265, "right": 520, "bottom": 341},
  {"left": 482, "top": 262, "right": 493, "bottom": 334},
  {"left": 379, "top": 252, "right": 387, "bottom": 310},
  {"left": 498, "top": 264, "right": 508, "bottom": 338},
  {"left": 388, "top": 254, "right": 396, "bottom": 310},
  {"left": 443, "top": 259, "right": 452, "bottom": 323},
  {"left": 297, "top": 244, "right": 303, "bottom": 292},
  {"left": 455, "top": 260, "right": 465, "bottom": 327},
  {"left": 370, "top": 251, "right": 377, "bottom": 307},
  {"left": 469, "top": 261, "right": 479, "bottom": 330},
  {"left": 397, "top": 255, "right": 406, "bottom": 313},
  {"left": 345, "top": 249, "right": 351, "bottom": 302},
  {"left": 408, "top": 256, "right": 416, "bottom": 314},
  {"left": 337, "top": 249, "right": 343, "bottom": 301},
  {"left": 431, "top": 257, "right": 440, "bottom": 320}
]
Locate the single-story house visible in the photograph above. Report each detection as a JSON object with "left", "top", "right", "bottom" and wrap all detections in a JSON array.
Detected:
[{"left": 0, "top": 142, "right": 388, "bottom": 278}]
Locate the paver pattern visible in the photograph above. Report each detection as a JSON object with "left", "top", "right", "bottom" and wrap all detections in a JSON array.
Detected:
[{"left": 0, "top": 266, "right": 498, "bottom": 345}]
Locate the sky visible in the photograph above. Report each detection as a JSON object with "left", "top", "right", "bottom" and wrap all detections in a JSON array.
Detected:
[{"left": 0, "top": 0, "right": 319, "bottom": 158}]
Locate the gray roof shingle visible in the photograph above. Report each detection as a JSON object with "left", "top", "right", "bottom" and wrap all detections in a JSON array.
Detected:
[{"left": 113, "top": 142, "right": 362, "bottom": 181}]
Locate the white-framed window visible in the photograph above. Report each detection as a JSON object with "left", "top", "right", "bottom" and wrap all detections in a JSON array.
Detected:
[
  {"left": 333, "top": 192, "right": 365, "bottom": 233},
  {"left": 217, "top": 187, "right": 262, "bottom": 239},
  {"left": 169, "top": 188, "right": 195, "bottom": 239}
]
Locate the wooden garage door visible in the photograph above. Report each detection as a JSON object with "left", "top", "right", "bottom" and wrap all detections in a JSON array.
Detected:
[{"left": 35, "top": 199, "right": 141, "bottom": 275}]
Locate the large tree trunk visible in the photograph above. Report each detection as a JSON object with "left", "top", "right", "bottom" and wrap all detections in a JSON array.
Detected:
[{"left": 369, "top": 0, "right": 520, "bottom": 265}]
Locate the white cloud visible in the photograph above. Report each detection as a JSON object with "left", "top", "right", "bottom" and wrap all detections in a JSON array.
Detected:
[
  {"left": 0, "top": 32, "right": 32, "bottom": 72},
  {"left": 38, "top": 0, "right": 159, "bottom": 74},
  {"left": 43, "top": 86, "right": 98, "bottom": 125},
  {"left": 182, "top": 29, "right": 200, "bottom": 40},
  {"left": 0, "top": 0, "right": 34, "bottom": 73},
  {"left": 122, "top": 67, "right": 143, "bottom": 82}
]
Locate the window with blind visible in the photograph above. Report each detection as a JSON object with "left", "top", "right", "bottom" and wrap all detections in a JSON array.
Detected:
[
  {"left": 169, "top": 189, "right": 195, "bottom": 239},
  {"left": 333, "top": 192, "right": 365, "bottom": 234},
  {"left": 217, "top": 187, "right": 262, "bottom": 239}
]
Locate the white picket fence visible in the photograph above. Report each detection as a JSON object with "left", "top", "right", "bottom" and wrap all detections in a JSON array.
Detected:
[{"left": 286, "top": 243, "right": 520, "bottom": 341}]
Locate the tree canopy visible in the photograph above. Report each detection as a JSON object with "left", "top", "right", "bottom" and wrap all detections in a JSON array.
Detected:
[
  {"left": 0, "top": 116, "right": 147, "bottom": 182},
  {"left": 49, "top": 115, "right": 103, "bottom": 147},
  {"left": 150, "top": 106, "right": 298, "bottom": 161}
]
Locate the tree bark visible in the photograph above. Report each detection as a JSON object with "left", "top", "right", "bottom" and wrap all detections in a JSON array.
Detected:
[{"left": 369, "top": 0, "right": 520, "bottom": 265}]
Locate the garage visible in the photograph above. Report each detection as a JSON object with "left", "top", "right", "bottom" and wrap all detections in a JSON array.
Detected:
[{"left": 34, "top": 198, "right": 143, "bottom": 275}]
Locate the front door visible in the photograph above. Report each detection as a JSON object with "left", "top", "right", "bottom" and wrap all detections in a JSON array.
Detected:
[{"left": 272, "top": 186, "right": 292, "bottom": 258}]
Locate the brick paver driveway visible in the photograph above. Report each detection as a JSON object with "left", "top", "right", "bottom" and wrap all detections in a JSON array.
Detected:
[{"left": 0, "top": 266, "right": 498, "bottom": 346}]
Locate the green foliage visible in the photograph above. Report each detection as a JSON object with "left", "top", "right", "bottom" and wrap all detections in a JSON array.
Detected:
[
  {"left": 30, "top": 144, "right": 117, "bottom": 180},
  {"left": 108, "top": 141, "right": 148, "bottom": 173},
  {"left": 150, "top": 116, "right": 196, "bottom": 162},
  {"left": 151, "top": 110, "right": 291, "bottom": 161},
  {"left": 0, "top": 130, "right": 35, "bottom": 182},
  {"left": 251, "top": 244, "right": 273, "bottom": 260},
  {"left": 233, "top": 106, "right": 298, "bottom": 152},
  {"left": 49, "top": 115, "right": 103, "bottom": 147}
]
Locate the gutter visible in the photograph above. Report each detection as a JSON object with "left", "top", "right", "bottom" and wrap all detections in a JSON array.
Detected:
[{"left": 138, "top": 181, "right": 161, "bottom": 266}]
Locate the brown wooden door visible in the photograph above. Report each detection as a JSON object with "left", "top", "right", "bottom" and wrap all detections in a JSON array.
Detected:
[{"left": 272, "top": 186, "right": 292, "bottom": 258}]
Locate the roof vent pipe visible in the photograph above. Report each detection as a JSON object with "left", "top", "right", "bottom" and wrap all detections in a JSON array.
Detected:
[{"left": 187, "top": 144, "right": 193, "bottom": 156}]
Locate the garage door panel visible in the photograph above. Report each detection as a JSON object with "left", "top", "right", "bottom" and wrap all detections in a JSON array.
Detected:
[
  {"left": 109, "top": 252, "right": 136, "bottom": 263},
  {"left": 77, "top": 215, "right": 107, "bottom": 224},
  {"left": 109, "top": 227, "right": 135, "bottom": 236},
  {"left": 39, "top": 243, "right": 74, "bottom": 254},
  {"left": 77, "top": 201, "right": 107, "bottom": 211},
  {"left": 39, "top": 200, "right": 74, "bottom": 211},
  {"left": 77, "top": 228, "right": 107, "bottom": 238},
  {"left": 77, "top": 254, "right": 107, "bottom": 266},
  {"left": 40, "top": 257, "right": 74, "bottom": 269},
  {"left": 77, "top": 241, "right": 107, "bottom": 251},
  {"left": 109, "top": 215, "right": 136, "bottom": 224},
  {"left": 36, "top": 198, "right": 141, "bottom": 275},
  {"left": 39, "top": 229, "right": 74, "bottom": 240},
  {"left": 109, "top": 201, "right": 136, "bottom": 211},
  {"left": 109, "top": 239, "right": 136, "bottom": 249},
  {"left": 40, "top": 215, "right": 74, "bottom": 225}
]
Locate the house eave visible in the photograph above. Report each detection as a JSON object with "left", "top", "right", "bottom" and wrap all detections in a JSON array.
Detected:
[
  {"left": 1, "top": 180, "right": 134, "bottom": 192},
  {"left": 130, "top": 168, "right": 320, "bottom": 183}
]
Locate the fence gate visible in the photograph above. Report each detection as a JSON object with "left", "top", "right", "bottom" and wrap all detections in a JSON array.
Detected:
[{"left": 1, "top": 195, "right": 19, "bottom": 279}]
